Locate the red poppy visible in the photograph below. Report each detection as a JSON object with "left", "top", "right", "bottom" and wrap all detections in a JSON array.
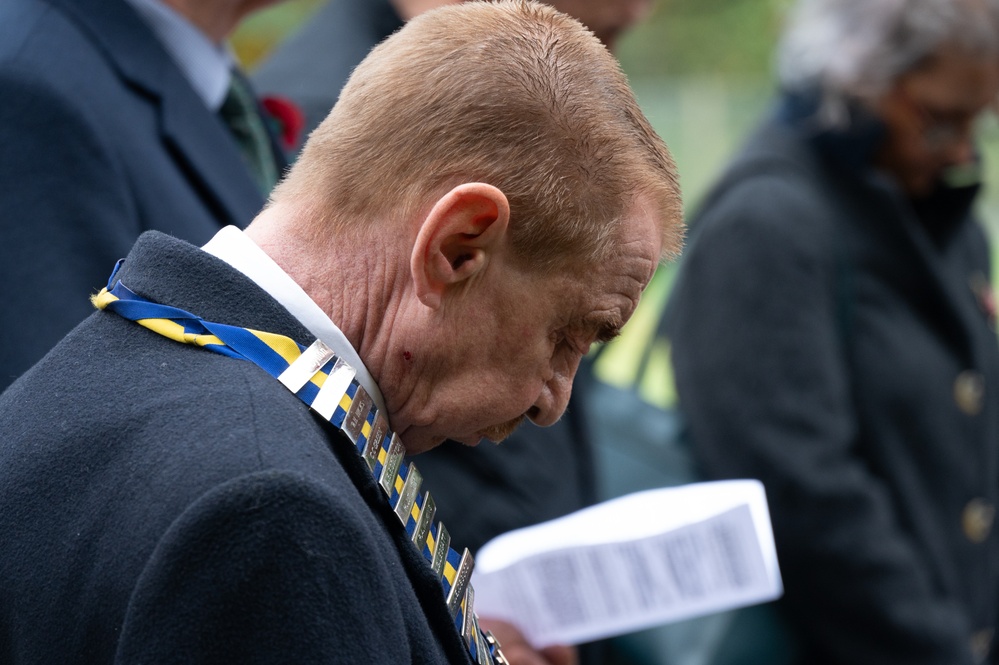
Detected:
[{"left": 261, "top": 95, "right": 306, "bottom": 152}]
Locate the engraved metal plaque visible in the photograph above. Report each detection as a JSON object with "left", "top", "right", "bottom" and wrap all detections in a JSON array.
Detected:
[
  {"left": 343, "top": 384, "right": 373, "bottom": 444},
  {"left": 412, "top": 491, "right": 436, "bottom": 551},
  {"left": 484, "top": 631, "right": 504, "bottom": 664},
  {"left": 311, "top": 357, "right": 355, "bottom": 420},
  {"left": 431, "top": 522, "right": 451, "bottom": 580},
  {"left": 447, "top": 548, "right": 474, "bottom": 618},
  {"left": 277, "top": 339, "right": 335, "bottom": 393},
  {"left": 394, "top": 463, "right": 422, "bottom": 525},
  {"left": 362, "top": 413, "right": 388, "bottom": 472},
  {"left": 378, "top": 433, "right": 405, "bottom": 496},
  {"left": 475, "top": 618, "right": 492, "bottom": 665},
  {"left": 461, "top": 584, "right": 476, "bottom": 645}
]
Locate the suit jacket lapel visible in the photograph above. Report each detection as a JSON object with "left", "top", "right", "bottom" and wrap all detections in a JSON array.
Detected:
[
  {"left": 49, "top": 0, "right": 266, "bottom": 228},
  {"left": 159, "top": 74, "right": 266, "bottom": 226}
]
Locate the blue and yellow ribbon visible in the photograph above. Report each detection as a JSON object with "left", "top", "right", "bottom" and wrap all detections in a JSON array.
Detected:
[{"left": 93, "top": 264, "right": 505, "bottom": 665}]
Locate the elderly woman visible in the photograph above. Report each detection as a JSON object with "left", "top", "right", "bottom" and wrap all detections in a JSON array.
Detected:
[{"left": 665, "top": 1, "right": 999, "bottom": 664}]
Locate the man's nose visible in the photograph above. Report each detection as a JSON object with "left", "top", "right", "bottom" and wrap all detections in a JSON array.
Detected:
[
  {"left": 945, "top": 133, "right": 976, "bottom": 166},
  {"left": 529, "top": 355, "right": 582, "bottom": 427},
  {"left": 941, "top": 117, "right": 977, "bottom": 166},
  {"left": 529, "top": 377, "right": 573, "bottom": 427}
]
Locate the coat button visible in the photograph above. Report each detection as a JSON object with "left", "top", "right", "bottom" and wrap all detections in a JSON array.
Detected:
[
  {"left": 970, "top": 627, "right": 994, "bottom": 663},
  {"left": 963, "top": 498, "right": 996, "bottom": 544},
  {"left": 954, "top": 370, "right": 985, "bottom": 415}
]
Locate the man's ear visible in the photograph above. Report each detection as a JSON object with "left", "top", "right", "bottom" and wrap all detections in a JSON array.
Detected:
[{"left": 411, "top": 183, "right": 510, "bottom": 310}]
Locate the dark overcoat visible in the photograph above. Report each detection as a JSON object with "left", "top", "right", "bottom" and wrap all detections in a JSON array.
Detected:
[
  {"left": 666, "top": 104, "right": 999, "bottom": 665},
  {"left": 0, "top": 232, "right": 472, "bottom": 664}
]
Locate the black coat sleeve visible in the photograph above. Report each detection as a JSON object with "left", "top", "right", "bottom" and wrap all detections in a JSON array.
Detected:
[{"left": 115, "top": 471, "right": 443, "bottom": 664}]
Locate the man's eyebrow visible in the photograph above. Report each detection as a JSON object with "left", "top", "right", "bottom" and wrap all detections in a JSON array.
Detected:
[{"left": 587, "top": 316, "right": 622, "bottom": 344}]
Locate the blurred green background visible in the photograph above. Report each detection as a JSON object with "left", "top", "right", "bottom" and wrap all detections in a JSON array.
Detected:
[
  {"left": 233, "top": 0, "right": 999, "bottom": 396},
  {"left": 234, "top": 0, "right": 999, "bottom": 227},
  {"left": 233, "top": 0, "right": 785, "bottom": 214}
]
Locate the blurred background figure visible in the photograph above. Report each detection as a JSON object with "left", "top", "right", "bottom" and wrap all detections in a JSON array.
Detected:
[
  {"left": 252, "top": 0, "right": 653, "bottom": 149},
  {"left": 665, "top": 1, "right": 999, "bottom": 664},
  {"left": 0, "top": 0, "right": 288, "bottom": 392}
]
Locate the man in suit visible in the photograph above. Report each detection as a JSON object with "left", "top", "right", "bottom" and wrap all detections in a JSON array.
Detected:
[
  {"left": 665, "top": 0, "right": 999, "bottom": 662},
  {"left": 0, "top": 3, "right": 683, "bottom": 664},
  {"left": 0, "top": 0, "right": 287, "bottom": 391}
]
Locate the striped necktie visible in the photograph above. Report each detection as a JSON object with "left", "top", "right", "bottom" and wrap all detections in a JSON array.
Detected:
[{"left": 219, "top": 71, "right": 280, "bottom": 196}]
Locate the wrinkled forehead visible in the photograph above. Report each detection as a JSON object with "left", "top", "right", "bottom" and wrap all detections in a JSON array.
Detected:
[{"left": 560, "top": 196, "right": 665, "bottom": 330}]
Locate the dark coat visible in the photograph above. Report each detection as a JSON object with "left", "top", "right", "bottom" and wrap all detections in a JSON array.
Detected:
[
  {"left": 0, "top": 232, "right": 472, "bottom": 664},
  {"left": 0, "top": 0, "right": 281, "bottom": 391},
  {"left": 665, "top": 104, "right": 999, "bottom": 665}
]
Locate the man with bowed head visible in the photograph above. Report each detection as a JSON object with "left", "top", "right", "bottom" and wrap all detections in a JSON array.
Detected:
[
  {"left": 665, "top": 0, "right": 999, "bottom": 663},
  {"left": 254, "top": 5, "right": 661, "bottom": 633},
  {"left": 0, "top": 2, "right": 683, "bottom": 664}
]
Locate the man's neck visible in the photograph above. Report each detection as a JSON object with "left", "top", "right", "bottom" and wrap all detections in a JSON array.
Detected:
[
  {"left": 159, "top": 0, "right": 252, "bottom": 43},
  {"left": 245, "top": 205, "right": 442, "bottom": 450},
  {"left": 244, "top": 207, "right": 401, "bottom": 383}
]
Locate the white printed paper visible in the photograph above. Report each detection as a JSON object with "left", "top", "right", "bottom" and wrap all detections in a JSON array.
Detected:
[{"left": 471, "top": 480, "right": 782, "bottom": 648}]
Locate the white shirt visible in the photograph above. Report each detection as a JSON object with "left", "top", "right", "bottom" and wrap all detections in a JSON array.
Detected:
[
  {"left": 202, "top": 226, "right": 387, "bottom": 416},
  {"left": 124, "top": 0, "right": 234, "bottom": 111}
]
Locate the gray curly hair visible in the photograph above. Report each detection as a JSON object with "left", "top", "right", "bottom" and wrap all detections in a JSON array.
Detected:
[{"left": 778, "top": 0, "right": 999, "bottom": 121}]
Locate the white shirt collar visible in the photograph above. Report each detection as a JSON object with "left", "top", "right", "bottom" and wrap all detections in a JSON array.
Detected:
[
  {"left": 202, "top": 226, "right": 387, "bottom": 415},
  {"left": 124, "top": 0, "right": 234, "bottom": 111}
]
